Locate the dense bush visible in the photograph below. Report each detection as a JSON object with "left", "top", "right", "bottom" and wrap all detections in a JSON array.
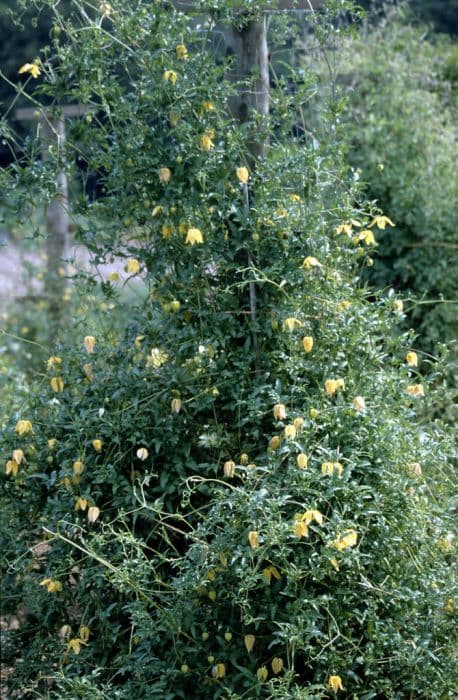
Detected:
[
  {"left": 1, "top": 1, "right": 456, "bottom": 698},
  {"left": 334, "top": 7, "right": 458, "bottom": 361}
]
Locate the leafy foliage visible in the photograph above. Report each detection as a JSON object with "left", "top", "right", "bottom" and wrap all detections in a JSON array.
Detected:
[{"left": 1, "top": 1, "right": 456, "bottom": 698}]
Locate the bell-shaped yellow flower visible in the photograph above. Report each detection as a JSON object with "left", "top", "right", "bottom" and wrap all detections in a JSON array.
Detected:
[
  {"left": 6, "top": 460, "right": 19, "bottom": 476},
  {"left": 67, "top": 638, "right": 82, "bottom": 654},
  {"left": 159, "top": 167, "right": 171, "bottom": 183},
  {"left": 271, "top": 657, "right": 283, "bottom": 674},
  {"left": 50, "top": 376, "right": 64, "bottom": 392},
  {"left": 40, "top": 578, "right": 62, "bottom": 593},
  {"left": 15, "top": 420, "right": 33, "bottom": 436},
  {"left": 273, "top": 403, "right": 287, "bottom": 420},
  {"left": 236, "top": 166, "right": 249, "bottom": 184},
  {"left": 283, "top": 317, "right": 302, "bottom": 332},
  {"left": 163, "top": 70, "right": 178, "bottom": 84},
  {"left": 328, "top": 675, "right": 344, "bottom": 692},
  {"left": 284, "top": 424, "right": 297, "bottom": 440},
  {"left": 175, "top": 44, "right": 188, "bottom": 59},
  {"left": 370, "top": 215, "right": 395, "bottom": 229},
  {"left": 92, "top": 439, "right": 103, "bottom": 452},
  {"left": 87, "top": 506, "right": 101, "bottom": 523},
  {"left": 353, "top": 396, "right": 366, "bottom": 412},
  {"left": 302, "top": 256, "right": 321, "bottom": 270},
  {"left": 240, "top": 453, "right": 249, "bottom": 465},
  {"left": 244, "top": 634, "right": 255, "bottom": 653},
  {"left": 262, "top": 565, "right": 281, "bottom": 583},
  {"left": 125, "top": 258, "right": 140, "bottom": 274},
  {"left": 79, "top": 626, "right": 90, "bottom": 642},
  {"left": 185, "top": 228, "right": 204, "bottom": 245},
  {"left": 256, "top": 667, "right": 268, "bottom": 682},
  {"left": 83, "top": 336, "right": 96, "bottom": 354},
  {"left": 223, "top": 460, "right": 236, "bottom": 478},
  {"left": 269, "top": 435, "right": 281, "bottom": 450},
  {"left": 302, "top": 336, "right": 314, "bottom": 353},
  {"left": 212, "top": 663, "right": 226, "bottom": 679},
  {"left": 136, "top": 447, "right": 149, "bottom": 461},
  {"left": 73, "top": 460, "right": 84, "bottom": 475},
  {"left": 75, "top": 497, "right": 88, "bottom": 511},
  {"left": 331, "top": 529, "right": 358, "bottom": 551},
  {"left": 309, "top": 408, "right": 319, "bottom": 419},
  {"left": 248, "top": 531, "right": 260, "bottom": 549},
  {"left": 46, "top": 356, "right": 62, "bottom": 371},
  {"left": 18, "top": 61, "right": 41, "bottom": 78},
  {"left": 406, "top": 351, "right": 418, "bottom": 367},
  {"left": 406, "top": 383, "right": 425, "bottom": 398},
  {"left": 296, "top": 453, "right": 308, "bottom": 469},
  {"left": 83, "top": 363, "right": 93, "bottom": 381},
  {"left": 199, "top": 132, "right": 214, "bottom": 151},
  {"left": 12, "top": 449, "right": 24, "bottom": 465},
  {"left": 171, "top": 397, "right": 182, "bottom": 413},
  {"left": 407, "top": 462, "right": 422, "bottom": 478}
]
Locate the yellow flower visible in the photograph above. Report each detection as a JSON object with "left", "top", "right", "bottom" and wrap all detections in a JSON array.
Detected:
[
  {"left": 330, "top": 557, "right": 340, "bottom": 571},
  {"left": 47, "top": 356, "right": 62, "bottom": 371},
  {"left": 48, "top": 438, "right": 58, "bottom": 449},
  {"left": 108, "top": 271, "right": 119, "bottom": 282},
  {"left": 248, "top": 531, "right": 260, "bottom": 549},
  {"left": 208, "top": 590, "right": 216, "bottom": 601},
  {"left": 87, "top": 506, "right": 101, "bottom": 523},
  {"left": 262, "top": 565, "right": 281, "bottom": 583},
  {"left": 335, "top": 222, "right": 352, "bottom": 237},
  {"left": 199, "top": 132, "right": 214, "bottom": 151},
  {"left": 180, "top": 664, "right": 190, "bottom": 673},
  {"left": 284, "top": 424, "right": 296, "bottom": 439},
  {"left": 303, "top": 509, "right": 324, "bottom": 525},
  {"left": 185, "top": 227, "right": 204, "bottom": 245},
  {"left": 331, "top": 529, "right": 358, "bottom": 551},
  {"left": 175, "top": 44, "right": 188, "bottom": 59},
  {"left": 358, "top": 229, "right": 376, "bottom": 245},
  {"left": 337, "top": 300, "right": 351, "bottom": 312},
  {"left": 163, "top": 70, "right": 177, "bottom": 84},
  {"left": 161, "top": 224, "right": 173, "bottom": 240},
  {"left": 324, "top": 379, "right": 338, "bottom": 397},
  {"left": 328, "top": 675, "right": 344, "bottom": 692},
  {"left": 406, "top": 351, "right": 418, "bottom": 367},
  {"left": 152, "top": 205, "right": 164, "bottom": 217},
  {"left": 236, "top": 166, "right": 249, "bottom": 183},
  {"left": 79, "top": 626, "right": 90, "bottom": 642},
  {"left": 309, "top": 408, "right": 319, "bottom": 419},
  {"left": 125, "top": 258, "right": 140, "bottom": 274},
  {"left": 321, "top": 462, "right": 343, "bottom": 477},
  {"left": 83, "top": 363, "right": 93, "bottom": 382},
  {"left": 302, "top": 336, "right": 314, "bottom": 353},
  {"left": 83, "top": 336, "right": 96, "bottom": 354},
  {"left": 92, "top": 439, "right": 103, "bottom": 452},
  {"left": 240, "top": 453, "right": 249, "bottom": 465},
  {"left": 293, "top": 417, "right": 304, "bottom": 432},
  {"left": 73, "top": 460, "right": 84, "bottom": 475},
  {"left": 18, "top": 61, "right": 41, "bottom": 78},
  {"left": 212, "top": 663, "right": 226, "bottom": 679},
  {"left": 293, "top": 520, "right": 309, "bottom": 538},
  {"left": 223, "top": 460, "right": 236, "bottom": 478},
  {"left": 302, "top": 256, "right": 321, "bottom": 270},
  {"left": 271, "top": 657, "right": 283, "bottom": 674},
  {"left": 269, "top": 435, "right": 281, "bottom": 450},
  {"left": 200, "top": 100, "right": 215, "bottom": 113},
  {"left": 159, "top": 167, "right": 171, "bottom": 184},
  {"left": 67, "top": 638, "right": 82, "bottom": 654},
  {"left": 273, "top": 403, "right": 287, "bottom": 420},
  {"left": 406, "top": 383, "right": 425, "bottom": 398},
  {"left": 148, "top": 348, "right": 168, "bottom": 368},
  {"left": 407, "top": 462, "right": 422, "bottom": 478},
  {"left": 283, "top": 317, "right": 302, "bottom": 332},
  {"left": 15, "top": 420, "right": 33, "bottom": 436},
  {"left": 444, "top": 597, "right": 455, "bottom": 614},
  {"left": 370, "top": 215, "right": 395, "bottom": 229},
  {"left": 136, "top": 447, "right": 149, "bottom": 461},
  {"left": 353, "top": 396, "right": 366, "bottom": 412},
  {"left": 289, "top": 193, "right": 301, "bottom": 202},
  {"left": 12, "top": 449, "right": 24, "bottom": 465},
  {"left": 100, "top": 1, "right": 113, "bottom": 16},
  {"left": 296, "top": 453, "right": 308, "bottom": 469},
  {"left": 6, "top": 460, "right": 19, "bottom": 477},
  {"left": 437, "top": 538, "right": 453, "bottom": 553},
  {"left": 256, "top": 667, "right": 268, "bottom": 682},
  {"left": 393, "top": 299, "right": 404, "bottom": 314},
  {"left": 40, "top": 578, "right": 62, "bottom": 593},
  {"left": 244, "top": 634, "right": 255, "bottom": 653},
  {"left": 59, "top": 624, "right": 72, "bottom": 640},
  {"left": 224, "top": 631, "right": 232, "bottom": 642},
  {"left": 75, "top": 497, "right": 88, "bottom": 511},
  {"left": 171, "top": 397, "right": 182, "bottom": 413}
]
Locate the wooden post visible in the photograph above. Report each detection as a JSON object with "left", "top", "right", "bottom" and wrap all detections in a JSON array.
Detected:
[
  {"left": 15, "top": 105, "right": 91, "bottom": 342},
  {"left": 224, "top": 16, "right": 270, "bottom": 161}
]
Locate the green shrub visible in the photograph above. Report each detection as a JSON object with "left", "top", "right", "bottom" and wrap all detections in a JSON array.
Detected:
[
  {"left": 335, "top": 7, "right": 458, "bottom": 360},
  {"left": 1, "top": 2, "right": 456, "bottom": 698}
]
